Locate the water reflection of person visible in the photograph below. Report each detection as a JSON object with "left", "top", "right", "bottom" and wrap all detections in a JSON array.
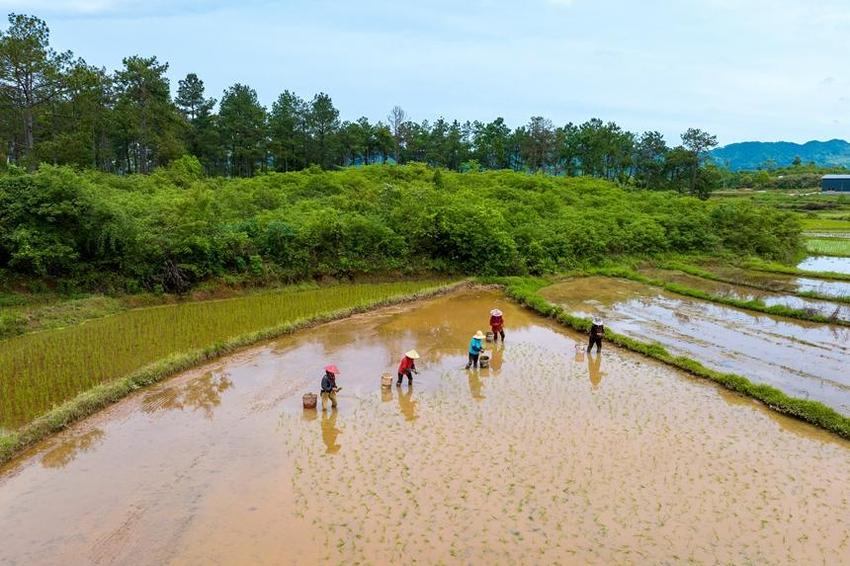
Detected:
[
  {"left": 468, "top": 370, "right": 485, "bottom": 400},
  {"left": 587, "top": 353, "right": 603, "bottom": 390},
  {"left": 397, "top": 384, "right": 418, "bottom": 421},
  {"left": 488, "top": 343, "right": 504, "bottom": 373},
  {"left": 321, "top": 409, "right": 341, "bottom": 454}
]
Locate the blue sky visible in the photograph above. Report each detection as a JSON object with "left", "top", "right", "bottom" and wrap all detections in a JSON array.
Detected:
[{"left": 2, "top": 0, "right": 848, "bottom": 145}]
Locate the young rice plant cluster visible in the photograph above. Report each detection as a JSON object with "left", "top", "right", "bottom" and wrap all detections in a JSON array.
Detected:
[{"left": 0, "top": 280, "right": 445, "bottom": 430}]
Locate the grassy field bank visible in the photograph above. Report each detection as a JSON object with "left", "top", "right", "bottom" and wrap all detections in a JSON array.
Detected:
[
  {"left": 498, "top": 276, "right": 850, "bottom": 440},
  {"left": 0, "top": 280, "right": 460, "bottom": 464},
  {"left": 744, "top": 258, "right": 850, "bottom": 281},
  {"left": 661, "top": 261, "right": 850, "bottom": 303}
]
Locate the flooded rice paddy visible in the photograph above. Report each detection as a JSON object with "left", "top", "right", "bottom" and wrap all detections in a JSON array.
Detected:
[
  {"left": 541, "top": 278, "right": 850, "bottom": 415},
  {"left": 798, "top": 255, "right": 850, "bottom": 274},
  {"left": 695, "top": 264, "right": 850, "bottom": 301},
  {"left": 640, "top": 268, "right": 850, "bottom": 322},
  {"left": 2, "top": 289, "right": 850, "bottom": 564}
]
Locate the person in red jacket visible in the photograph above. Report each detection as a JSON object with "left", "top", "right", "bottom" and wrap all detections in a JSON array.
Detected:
[
  {"left": 489, "top": 309, "right": 505, "bottom": 342},
  {"left": 397, "top": 349, "right": 420, "bottom": 386}
]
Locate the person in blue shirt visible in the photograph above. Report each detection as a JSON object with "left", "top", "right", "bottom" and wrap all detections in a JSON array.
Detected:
[{"left": 465, "top": 330, "right": 486, "bottom": 369}]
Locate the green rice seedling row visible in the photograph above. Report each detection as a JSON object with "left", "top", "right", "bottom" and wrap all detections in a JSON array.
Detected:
[
  {"left": 805, "top": 237, "right": 850, "bottom": 257},
  {"left": 0, "top": 280, "right": 449, "bottom": 430}
]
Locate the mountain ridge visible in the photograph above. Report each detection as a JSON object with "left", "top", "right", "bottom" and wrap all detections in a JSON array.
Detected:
[{"left": 710, "top": 139, "right": 850, "bottom": 171}]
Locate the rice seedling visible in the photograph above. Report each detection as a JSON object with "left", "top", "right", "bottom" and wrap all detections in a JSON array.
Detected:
[
  {"left": 805, "top": 237, "right": 850, "bottom": 257},
  {"left": 0, "top": 280, "right": 453, "bottom": 431}
]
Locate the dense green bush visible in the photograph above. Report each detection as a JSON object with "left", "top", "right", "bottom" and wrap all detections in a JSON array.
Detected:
[{"left": 0, "top": 164, "right": 802, "bottom": 291}]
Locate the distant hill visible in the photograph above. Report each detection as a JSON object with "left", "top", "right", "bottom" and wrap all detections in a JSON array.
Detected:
[{"left": 710, "top": 139, "right": 850, "bottom": 171}]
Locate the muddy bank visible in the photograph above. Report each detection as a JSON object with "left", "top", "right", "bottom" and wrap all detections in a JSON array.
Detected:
[
  {"left": 2, "top": 289, "right": 850, "bottom": 564},
  {"left": 541, "top": 278, "right": 850, "bottom": 415},
  {"left": 639, "top": 267, "right": 850, "bottom": 321}
]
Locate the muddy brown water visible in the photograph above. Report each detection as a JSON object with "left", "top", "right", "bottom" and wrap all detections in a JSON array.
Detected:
[
  {"left": 541, "top": 278, "right": 850, "bottom": 415},
  {"left": 640, "top": 268, "right": 850, "bottom": 322},
  {"left": 2, "top": 289, "right": 850, "bottom": 564}
]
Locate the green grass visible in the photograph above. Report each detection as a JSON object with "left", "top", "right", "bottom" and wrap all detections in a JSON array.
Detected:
[
  {"left": 498, "top": 277, "right": 850, "bottom": 440},
  {"left": 0, "top": 280, "right": 455, "bottom": 434},
  {"left": 0, "top": 296, "right": 125, "bottom": 339},
  {"left": 800, "top": 217, "right": 850, "bottom": 232},
  {"left": 805, "top": 237, "right": 850, "bottom": 257}
]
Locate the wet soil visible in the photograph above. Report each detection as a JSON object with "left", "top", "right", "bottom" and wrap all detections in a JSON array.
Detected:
[
  {"left": 639, "top": 268, "right": 850, "bottom": 322},
  {"left": 1, "top": 289, "right": 850, "bottom": 565},
  {"left": 541, "top": 278, "right": 850, "bottom": 415},
  {"left": 798, "top": 256, "right": 850, "bottom": 274}
]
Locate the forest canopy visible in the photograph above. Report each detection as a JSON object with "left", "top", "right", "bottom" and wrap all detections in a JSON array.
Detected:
[{"left": 0, "top": 163, "right": 801, "bottom": 292}]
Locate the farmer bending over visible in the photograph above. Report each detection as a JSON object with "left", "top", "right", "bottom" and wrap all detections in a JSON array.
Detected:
[
  {"left": 466, "top": 331, "right": 486, "bottom": 369},
  {"left": 321, "top": 364, "right": 341, "bottom": 410},
  {"left": 489, "top": 308, "right": 505, "bottom": 342},
  {"left": 587, "top": 317, "right": 604, "bottom": 353},
  {"left": 397, "top": 349, "right": 420, "bottom": 386}
]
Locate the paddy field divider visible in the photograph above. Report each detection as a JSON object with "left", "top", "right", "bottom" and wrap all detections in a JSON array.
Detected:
[
  {"left": 660, "top": 261, "right": 850, "bottom": 305},
  {"left": 743, "top": 258, "right": 850, "bottom": 282},
  {"left": 589, "top": 267, "right": 850, "bottom": 326}
]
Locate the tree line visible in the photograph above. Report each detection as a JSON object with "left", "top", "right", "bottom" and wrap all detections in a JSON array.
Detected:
[
  {"left": 1, "top": 13, "right": 720, "bottom": 197},
  {"left": 0, "top": 164, "right": 800, "bottom": 293}
]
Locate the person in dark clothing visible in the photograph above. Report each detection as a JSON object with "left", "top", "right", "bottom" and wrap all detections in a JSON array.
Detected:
[
  {"left": 397, "top": 349, "right": 420, "bottom": 386},
  {"left": 320, "top": 364, "right": 341, "bottom": 410},
  {"left": 489, "top": 309, "right": 505, "bottom": 342},
  {"left": 587, "top": 317, "right": 604, "bottom": 353}
]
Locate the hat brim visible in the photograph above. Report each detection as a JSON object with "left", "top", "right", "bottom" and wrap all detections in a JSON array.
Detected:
[{"left": 405, "top": 350, "right": 420, "bottom": 359}]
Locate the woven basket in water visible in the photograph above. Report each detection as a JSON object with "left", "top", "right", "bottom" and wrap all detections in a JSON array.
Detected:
[
  {"left": 302, "top": 393, "right": 318, "bottom": 409},
  {"left": 381, "top": 373, "right": 394, "bottom": 388},
  {"left": 479, "top": 355, "right": 490, "bottom": 368}
]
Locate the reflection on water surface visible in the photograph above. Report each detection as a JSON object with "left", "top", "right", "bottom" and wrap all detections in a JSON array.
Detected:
[{"left": 1, "top": 289, "right": 849, "bottom": 565}]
